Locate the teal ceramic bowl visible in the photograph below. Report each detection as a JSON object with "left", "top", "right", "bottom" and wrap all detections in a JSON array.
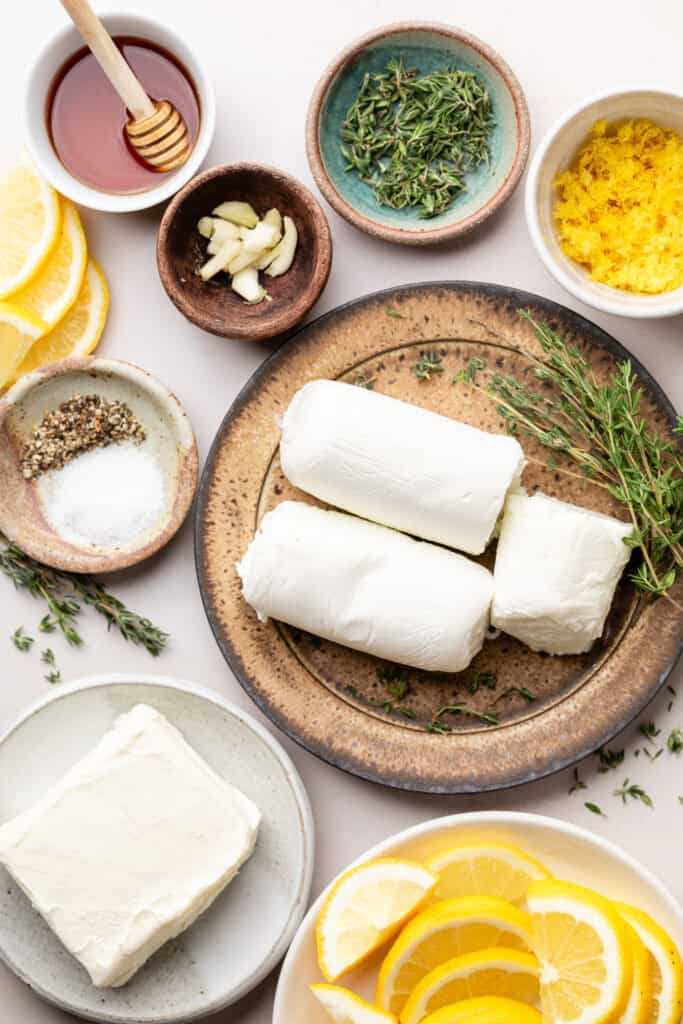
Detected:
[{"left": 306, "top": 22, "right": 530, "bottom": 246}]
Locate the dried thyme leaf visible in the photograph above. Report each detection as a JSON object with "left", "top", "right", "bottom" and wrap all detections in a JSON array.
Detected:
[
  {"left": 585, "top": 802, "right": 606, "bottom": 817},
  {"left": 413, "top": 352, "right": 443, "bottom": 381},
  {"left": 340, "top": 57, "right": 495, "bottom": 218}
]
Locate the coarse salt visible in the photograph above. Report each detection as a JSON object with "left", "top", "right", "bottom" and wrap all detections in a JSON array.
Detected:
[{"left": 39, "top": 441, "right": 166, "bottom": 549}]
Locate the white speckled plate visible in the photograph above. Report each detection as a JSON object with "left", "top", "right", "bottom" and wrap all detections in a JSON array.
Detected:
[{"left": 0, "top": 674, "right": 314, "bottom": 1023}]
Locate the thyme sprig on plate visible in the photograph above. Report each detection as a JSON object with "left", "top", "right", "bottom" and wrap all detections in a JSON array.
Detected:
[
  {"left": 457, "top": 310, "right": 683, "bottom": 603},
  {"left": 340, "top": 57, "right": 494, "bottom": 218},
  {"left": 0, "top": 539, "right": 168, "bottom": 656}
]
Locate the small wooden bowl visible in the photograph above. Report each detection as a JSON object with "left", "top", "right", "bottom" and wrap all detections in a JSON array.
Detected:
[
  {"left": 157, "top": 164, "right": 333, "bottom": 341},
  {"left": 0, "top": 358, "right": 198, "bottom": 574},
  {"left": 306, "top": 22, "right": 530, "bottom": 246}
]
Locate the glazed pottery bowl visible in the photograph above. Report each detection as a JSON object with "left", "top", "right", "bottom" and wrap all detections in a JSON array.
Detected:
[
  {"left": 306, "top": 22, "right": 530, "bottom": 246},
  {"left": 526, "top": 86, "right": 683, "bottom": 318},
  {"left": 24, "top": 11, "right": 216, "bottom": 214},
  {"left": 274, "top": 811, "right": 683, "bottom": 1024},
  {"left": 157, "top": 163, "right": 333, "bottom": 342},
  {"left": 0, "top": 357, "right": 198, "bottom": 573}
]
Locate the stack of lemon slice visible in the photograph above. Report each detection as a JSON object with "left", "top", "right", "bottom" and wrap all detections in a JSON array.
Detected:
[
  {"left": 309, "top": 842, "right": 683, "bottom": 1024},
  {"left": 0, "top": 157, "right": 108, "bottom": 389}
]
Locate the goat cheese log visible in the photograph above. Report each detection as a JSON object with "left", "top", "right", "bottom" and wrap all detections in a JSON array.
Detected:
[
  {"left": 237, "top": 501, "right": 494, "bottom": 673},
  {"left": 279, "top": 380, "right": 526, "bottom": 555},
  {"left": 491, "top": 493, "right": 633, "bottom": 655}
]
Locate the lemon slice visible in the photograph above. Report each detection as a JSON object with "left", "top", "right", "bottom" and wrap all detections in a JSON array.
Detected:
[
  {"left": 616, "top": 920, "right": 652, "bottom": 1024},
  {"left": 527, "top": 879, "right": 633, "bottom": 1024},
  {"left": 426, "top": 842, "right": 551, "bottom": 905},
  {"left": 400, "top": 947, "right": 540, "bottom": 1024},
  {"left": 420, "top": 996, "right": 542, "bottom": 1024},
  {"left": 376, "top": 897, "right": 533, "bottom": 1016},
  {"left": 310, "top": 985, "right": 397, "bottom": 1024},
  {"left": 13, "top": 201, "right": 87, "bottom": 329},
  {"left": 0, "top": 158, "right": 61, "bottom": 299},
  {"left": 316, "top": 858, "right": 438, "bottom": 982},
  {"left": 615, "top": 903, "right": 683, "bottom": 1024},
  {"left": 14, "top": 259, "right": 109, "bottom": 380},
  {"left": 0, "top": 302, "right": 47, "bottom": 388}
]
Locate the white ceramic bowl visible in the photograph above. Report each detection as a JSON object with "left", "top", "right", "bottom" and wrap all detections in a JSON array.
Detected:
[
  {"left": 24, "top": 12, "right": 216, "bottom": 213},
  {"left": 274, "top": 810, "right": 683, "bottom": 1024},
  {"left": 526, "top": 87, "right": 683, "bottom": 318}
]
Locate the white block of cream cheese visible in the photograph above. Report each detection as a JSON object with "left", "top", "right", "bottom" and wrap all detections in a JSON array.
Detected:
[
  {"left": 237, "top": 500, "right": 494, "bottom": 673},
  {"left": 491, "top": 492, "right": 633, "bottom": 654},
  {"left": 279, "top": 380, "right": 526, "bottom": 555},
  {"left": 0, "top": 704, "right": 260, "bottom": 987}
]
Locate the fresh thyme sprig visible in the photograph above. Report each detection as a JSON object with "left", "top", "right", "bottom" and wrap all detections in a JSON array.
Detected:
[
  {"left": 0, "top": 540, "right": 168, "bottom": 656},
  {"left": 414, "top": 352, "right": 443, "bottom": 381},
  {"left": 614, "top": 778, "right": 654, "bottom": 807},
  {"left": 340, "top": 57, "right": 495, "bottom": 218},
  {"left": 457, "top": 311, "right": 683, "bottom": 602}
]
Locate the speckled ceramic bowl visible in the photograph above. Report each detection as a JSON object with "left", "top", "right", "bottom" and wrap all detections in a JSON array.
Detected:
[
  {"left": 526, "top": 86, "right": 683, "bottom": 318},
  {"left": 0, "top": 674, "right": 314, "bottom": 1023},
  {"left": 306, "top": 22, "right": 530, "bottom": 245},
  {"left": 0, "top": 358, "right": 198, "bottom": 573}
]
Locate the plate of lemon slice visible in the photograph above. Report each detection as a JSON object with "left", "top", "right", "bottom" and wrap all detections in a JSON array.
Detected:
[
  {"left": 275, "top": 811, "right": 683, "bottom": 1024},
  {"left": 0, "top": 157, "right": 108, "bottom": 390}
]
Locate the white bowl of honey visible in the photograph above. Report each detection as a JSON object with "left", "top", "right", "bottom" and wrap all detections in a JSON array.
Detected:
[{"left": 25, "top": 11, "right": 216, "bottom": 213}]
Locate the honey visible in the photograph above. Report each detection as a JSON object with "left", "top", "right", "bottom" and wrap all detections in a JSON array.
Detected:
[{"left": 47, "top": 37, "right": 200, "bottom": 195}]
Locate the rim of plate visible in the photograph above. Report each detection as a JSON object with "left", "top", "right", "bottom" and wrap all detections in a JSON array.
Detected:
[
  {"left": 525, "top": 84, "right": 683, "bottom": 318},
  {"left": 0, "top": 673, "right": 315, "bottom": 1024},
  {"left": 273, "top": 809, "right": 683, "bottom": 1024}
]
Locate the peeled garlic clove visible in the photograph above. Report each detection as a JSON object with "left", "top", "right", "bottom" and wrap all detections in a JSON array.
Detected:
[
  {"left": 212, "top": 201, "right": 259, "bottom": 228},
  {"left": 241, "top": 221, "right": 280, "bottom": 253},
  {"left": 265, "top": 216, "right": 298, "bottom": 277},
  {"left": 263, "top": 208, "right": 283, "bottom": 237},
  {"left": 228, "top": 247, "right": 263, "bottom": 275},
  {"left": 199, "top": 239, "right": 242, "bottom": 281},
  {"left": 207, "top": 220, "right": 240, "bottom": 253},
  {"left": 197, "top": 216, "right": 215, "bottom": 239},
  {"left": 231, "top": 267, "right": 266, "bottom": 304}
]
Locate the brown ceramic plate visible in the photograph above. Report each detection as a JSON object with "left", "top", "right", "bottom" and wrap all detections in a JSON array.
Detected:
[{"left": 195, "top": 282, "right": 682, "bottom": 793}]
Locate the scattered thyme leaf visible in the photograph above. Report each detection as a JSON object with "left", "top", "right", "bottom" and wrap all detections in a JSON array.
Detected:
[
  {"left": 494, "top": 685, "right": 536, "bottom": 704},
  {"left": 644, "top": 747, "right": 663, "bottom": 761},
  {"left": 668, "top": 728, "right": 683, "bottom": 754},
  {"left": 413, "top": 352, "right": 443, "bottom": 382},
  {"left": 39, "top": 614, "right": 56, "bottom": 633},
  {"left": 45, "top": 669, "right": 61, "bottom": 685},
  {"left": 569, "top": 768, "right": 587, "bottom": 795},
  {"left": 614, "top": 778, "right": 654, "bottom": 808},
  {"left": 11, "top": 627, "right": 33, "bottom": 652},
  {"left": 385, "top": 307, "right": 404, "bottom": 319},
  {"left": 585, "top": 802, "right": 606, "bottom": 817},
  {"left": 41, "top": 648, "right": 55, "bottom": 665},
  {"left": 353, "top": 372, "right": 376, "bottom": 390},
  {"left": 639, "top": 721, "right": 661, "bottom": 744},
  {"left": 467, "top": 670, "right": 497, "bottom": 694},
  {"left": 431, "top": 703, "right": 499, "bottom": 728},
  {"left": 597, "top": 747, "right": 624, "bottom": 772}
]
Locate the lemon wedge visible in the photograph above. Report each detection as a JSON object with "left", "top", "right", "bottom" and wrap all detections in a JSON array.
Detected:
[
  {"left": 310, "top": 985, "right": 397, "bottom": 1024},
  {"left": 616, "top": 903, "right": 683, "bottom": 1024},
  {"left": 420, "top": 996, "right": 542, "bottom": 1024},
  {"left": 400, "top": 946, "right": 540, "bottom": 1024},
  {"left": 376, "top": 897, "right": 533, "bottom": 1016},
  {"left": 316, "top": 858, "right": 438, "bottom": 982},
  {"left": 527, "top": 879, "right": 633, "bottom": 1024},
  {"left": 0, "top": 302, "right": 47, "bottom": 388},
  {"left": 12, "top": 200, "right": 87, "bottom": 328},
  {"left": 426, "top": 842, "right": 551, "bottom": 905},
  {"left": 14, "top": 259, "right": 108, "bottom": 380},
  {"left": 0, "top": 158, "right": 61, "bottom": 299}
]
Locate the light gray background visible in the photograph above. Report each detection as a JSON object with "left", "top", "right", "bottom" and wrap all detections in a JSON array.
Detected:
[{"left": 1, "top": 1, "right": 682, "bottom": 1020}]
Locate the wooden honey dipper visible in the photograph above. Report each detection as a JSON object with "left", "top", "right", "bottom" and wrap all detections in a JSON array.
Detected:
[{"left": 59, "top": 0, "right": 192, "bottom": 172}]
